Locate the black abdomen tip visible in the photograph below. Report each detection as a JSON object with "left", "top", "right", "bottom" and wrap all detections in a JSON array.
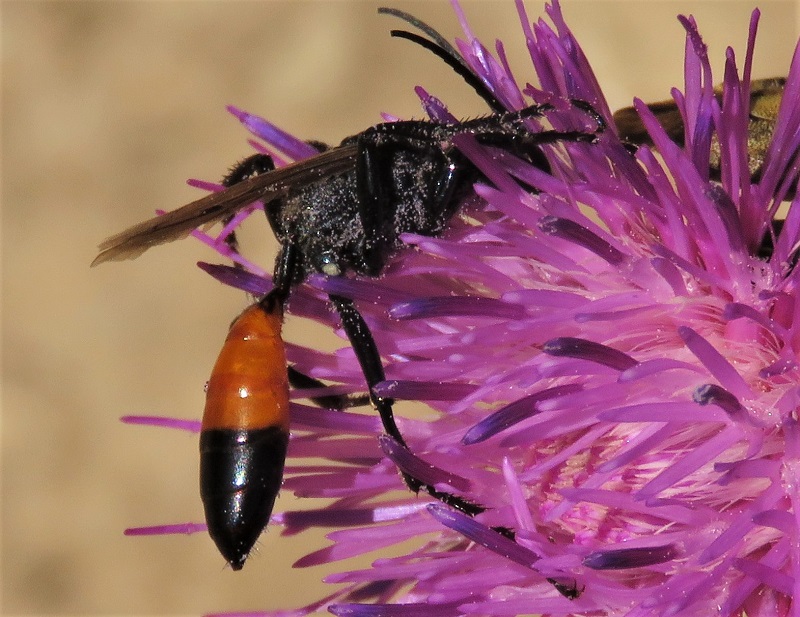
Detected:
[{"left": 200, "top": 426, "right": 289, "bottom": 569}]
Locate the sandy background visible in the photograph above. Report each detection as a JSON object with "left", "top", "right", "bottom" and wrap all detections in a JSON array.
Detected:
[{"left": 4, "top": 1, "right": 798, "bottom": 615}]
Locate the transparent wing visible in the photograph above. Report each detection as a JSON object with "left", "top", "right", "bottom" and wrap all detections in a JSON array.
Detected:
[{"left": 92, "top": 144, "right": 358, "bottom": 266}]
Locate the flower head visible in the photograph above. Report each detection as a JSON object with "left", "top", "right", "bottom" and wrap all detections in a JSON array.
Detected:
[{"left": 127, "top": 1, "right": 800, "bottom": 615}]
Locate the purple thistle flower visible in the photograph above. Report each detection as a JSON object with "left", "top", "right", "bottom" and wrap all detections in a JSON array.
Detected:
[{"left": 126, "top": 0, "right": 800, "bottom": 615}]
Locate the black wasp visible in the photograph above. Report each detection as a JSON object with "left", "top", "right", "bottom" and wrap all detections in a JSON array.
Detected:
[{"left": 93, "top": 7, "right": 603, "bottom": 586}]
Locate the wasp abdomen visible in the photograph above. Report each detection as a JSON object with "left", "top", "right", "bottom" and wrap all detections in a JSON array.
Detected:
[{"left": 200, "top": 304, "right": 290, "bottom": 570}]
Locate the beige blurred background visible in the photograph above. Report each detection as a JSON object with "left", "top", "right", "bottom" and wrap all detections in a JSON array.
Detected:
[{"left": 4, "top": 1, "right": 798, "bottom": 615}]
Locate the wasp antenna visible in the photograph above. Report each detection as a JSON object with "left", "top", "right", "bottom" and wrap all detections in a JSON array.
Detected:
[
  {"left": 379, "top": 7, "right": 462, "bottom": 61},
  {"left": 379, "top": 7, "right": 505, "bottom": 113},
  {"left": 390, "top": 29, "right": 505, "bottom": 114}
]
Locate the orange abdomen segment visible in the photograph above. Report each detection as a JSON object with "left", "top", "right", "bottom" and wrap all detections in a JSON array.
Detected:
[
  {"left": 200, "top": 301, "right": 290, "bottom": 570},
  {"left": 202, "top": 303, "right": 290, "bottom": 432}
]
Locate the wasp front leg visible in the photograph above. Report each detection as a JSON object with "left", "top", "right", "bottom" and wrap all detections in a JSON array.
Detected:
[{"left": 353, "top": 120, "right": 483, "bottom": 275}]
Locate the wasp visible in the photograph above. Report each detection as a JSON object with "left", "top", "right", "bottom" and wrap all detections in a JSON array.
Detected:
[
  {"left": 613, "top": 76, "right": 786, "bottom": 182},
  {"left": 93, "top": 8, "right": 604, "bottom": 573},
  {"left": 614, "top": 76, "right": 789, "bottom": 259}
]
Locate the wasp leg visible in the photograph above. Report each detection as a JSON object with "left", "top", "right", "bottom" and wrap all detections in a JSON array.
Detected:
[
  {"left": 329, "top": 294, "right": 484, "bottom": 516},
  {"left": 355, "top": 131, "right": 472, "bottom": 274},
  {"left": 328, "top": 295, "right": 402, "bottom": 440},
  {"left": 221, "top": 154, "right": 277, "bottom": 258},
  {"left": 223, "top": 153, "right": 277, "bottom": 187},
  {"left": 330, "top": 292, "right": 582, "bottom": 598},
  {"left": 353, "top": 137, "right": 394, "bottom": 275},
  {"left": 287, "top": 366, "right": 371, "bottom": 410},
  {"left": 260, "top": 240, "right": 299, "bottom": 313},
  {"left": 273, "top": 244, "right": 372, "bottom": 410},
  {"left": 268, "top": 246, "right": 373, "bottom": 406}
]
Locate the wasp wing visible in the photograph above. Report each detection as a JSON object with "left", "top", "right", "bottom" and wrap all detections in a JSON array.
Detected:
[
  {"left": 613, "top": 99, "right": 685, "bottom": 147},
  {"left": 613, "top": 76, "right": 787, "bottom": 147},
  {"left": 92, "top": 144, "right": 359, "bottom": 266}
]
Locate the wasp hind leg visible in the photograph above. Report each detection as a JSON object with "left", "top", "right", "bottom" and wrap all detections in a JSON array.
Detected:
[
  {"left": 287, "top": 366, "right": 371, "bottom": 410},
  {"left": 328, "top": 294, "right": 484, "bottom": 516}
]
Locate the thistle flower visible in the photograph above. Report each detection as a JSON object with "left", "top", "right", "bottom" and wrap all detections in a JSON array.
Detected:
[{"left": 126, "top": 1, "right": 800, "bottom": 615}]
